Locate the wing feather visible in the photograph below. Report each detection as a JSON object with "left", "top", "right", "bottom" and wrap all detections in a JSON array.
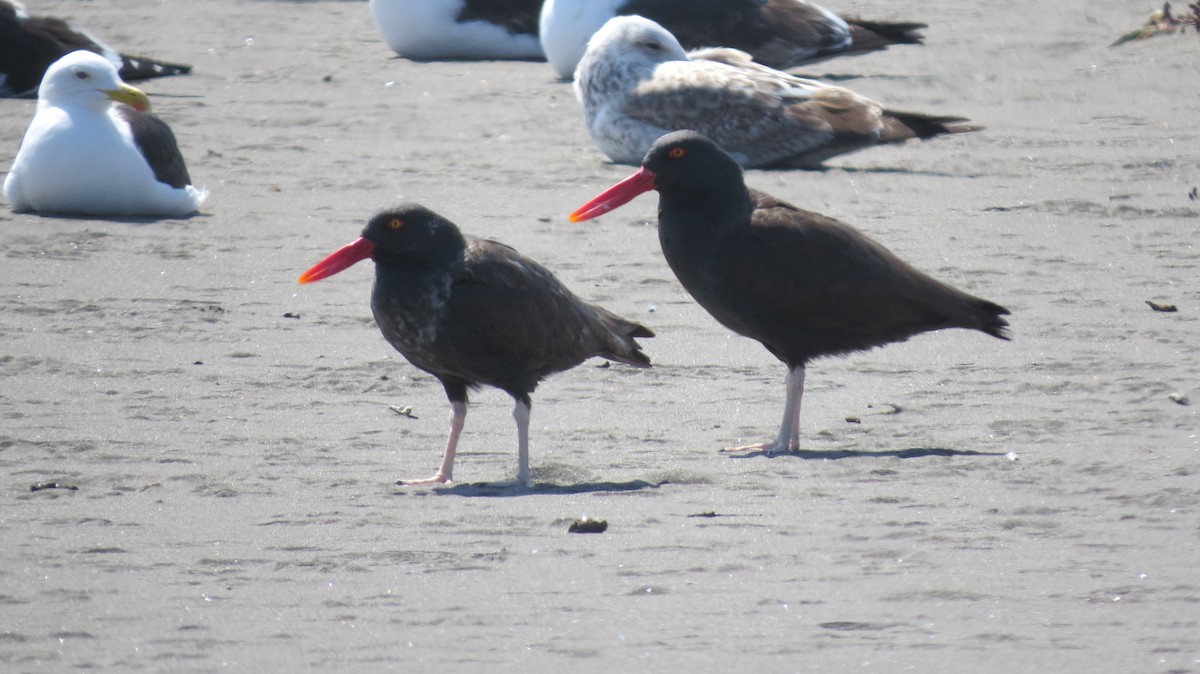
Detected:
[
  {"left": 697, "top": 191, "right": 994, "bottom": 359},
  {"left": 436, "top": 240, "right": 640, "bottom": 389},
  {"left": 623, "top": 56, "right": 886, "bottom": 166},
  {"left": 114, "top": 106, "right": 192, "bottom": 188}
]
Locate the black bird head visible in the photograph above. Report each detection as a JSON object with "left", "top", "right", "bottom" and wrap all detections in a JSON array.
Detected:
[
  {"left": 299, "top": 203, "right": 466, "bottom": 284},
  {"left": 570, "top": 131, "right": 745, "bottom": 222}
]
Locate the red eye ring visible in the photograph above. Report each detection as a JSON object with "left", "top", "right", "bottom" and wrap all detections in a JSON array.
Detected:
[
  {"left": 388, "top": 218, "right": 404, "bottom": 230},
  {"left": 668, "top": 147, "right": 686, "bottom": 159}
]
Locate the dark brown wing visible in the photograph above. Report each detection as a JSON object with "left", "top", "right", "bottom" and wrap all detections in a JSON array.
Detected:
[
  {"left": 620, "top": 0, "right": 846, "bottom": 68},
  {"left": 114, "top": 105, "right": 192, "bottom": 188},
  {"left": 842, "top": 18, "right": 925, "bottom": 53},
  {"left": 745, "top": 0, "right": 853, "bottom": 65},
  {"left": 643, "top": 52, "right": 976, "bottom": 168},
  {"left": 434, "top": 239, "right": 650, "bottom": 394},
  {"left": 878, "top": 109, "right": 980, "bottom": 141},
  {"left": 694, "top": 190, "right": 1008, "bottom": 364},
  {"left": 626, "top": 58, "right": 849, "bottom": 167},
  {"left": 0, "top": 4, "right": 84, "bottom": 96}
]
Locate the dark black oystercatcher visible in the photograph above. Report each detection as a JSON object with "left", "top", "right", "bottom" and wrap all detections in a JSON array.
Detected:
[
  {"left": 570, "top": 131, "right": 1010, "bottom": 455},
  {"left": 0, "top": 0, "right": 191, "bottom": 98},
  {"left": 299, "top": 204, "right": 654, "bottom": 487}
]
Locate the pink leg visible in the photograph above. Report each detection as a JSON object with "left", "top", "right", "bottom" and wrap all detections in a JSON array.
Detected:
[
  {"left": 513, "top": 400, "right": 533, "bottom": 488},
  {"left": 397, "top": 399, "right": 466, "bottom": 486},
  {"left": 723, "top": 365, "right": 806, "bottom": 455}
]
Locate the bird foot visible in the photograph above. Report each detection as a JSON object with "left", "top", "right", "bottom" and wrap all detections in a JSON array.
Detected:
[
  {"left": 721, "top": 440, "right": 795, "bottom": 456},
  {"left": 395, "top": 473, "right": 452, "bottom": 486},
  {"left": 480, "top": 476, "right": 535, "bottom": 490}
]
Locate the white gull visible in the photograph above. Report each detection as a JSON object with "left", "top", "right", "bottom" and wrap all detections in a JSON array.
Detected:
[
  {"left": 369, "top": 0, "right": 543, "bottom": 60},
  {"left": 4, "top": 50, "right": 206, "bottom": 217}
]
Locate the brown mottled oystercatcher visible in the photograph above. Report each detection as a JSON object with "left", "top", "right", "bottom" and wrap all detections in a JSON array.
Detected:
[
  {"left": 299, "top": 204, "right": 654, "bottom": 487},
  {"left": 570, "top": 130, "right": 1009, "bottom": 455},
  {"left": 574, "top": 15, "right": 976, "bottom": 169}
]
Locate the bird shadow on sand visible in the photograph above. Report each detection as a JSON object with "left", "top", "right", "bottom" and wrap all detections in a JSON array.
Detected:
[
  {"left": 807, "top": 72, "right": 925, "bottom": 83},
  {"left": 146, "top": 92, "right": 205, "bottom": 100},
  {"left": 420, "top": 479, "right": 666, "bottom": 498},
  {"left": 823, "top": 165, "right": 987, "bottom": 179},
  {"left": 25, "top": 212, "right": 209, "bottom": 225},
  {"left": 726, "top": 446, "right": 1008, "bottom": 460}
]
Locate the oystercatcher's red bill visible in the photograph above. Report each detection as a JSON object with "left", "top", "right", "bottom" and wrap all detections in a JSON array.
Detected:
[
  {"left": 568, "top": 167, "right": 657, "bottom": 222},
  {"left": 298, "top": 237, "right": 376, "bottom": 284}
]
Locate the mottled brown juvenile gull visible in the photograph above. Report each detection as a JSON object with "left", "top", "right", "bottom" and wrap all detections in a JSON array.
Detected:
[{"left": 575, "top": 15, "right": 976, "bottom": 169}]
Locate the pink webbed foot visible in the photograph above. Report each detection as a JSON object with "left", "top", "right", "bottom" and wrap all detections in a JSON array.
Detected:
[
  {"left": 721, "top": 440, "right": 796, "bottom": 456},
  {"left": 721, "top": 367, "right": 806, "bottom": 457},
  {"left": 395, "top": 473, "right": 452, "bottom": 486}
]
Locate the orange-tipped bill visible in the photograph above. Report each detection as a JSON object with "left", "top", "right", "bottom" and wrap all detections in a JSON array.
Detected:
[
  {"left": 298, "top": 237, "right": 376, "bottom": 284},
  {"left": 568, "top": 167, "right": 657, "bottom": 222},
  {"left": 104, "top": 82, "right": 151, "bottom": 113}
]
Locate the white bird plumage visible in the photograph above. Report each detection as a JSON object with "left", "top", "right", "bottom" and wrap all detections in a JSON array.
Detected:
[
  {"left": 539, "top": 0, "right": 626, "bottom": 79},
  {"left": 368, "top": 0, "right": 542, "bottom": 60},
  {"left": 4, "top": 50, "right": 205, "bottom": 217}
]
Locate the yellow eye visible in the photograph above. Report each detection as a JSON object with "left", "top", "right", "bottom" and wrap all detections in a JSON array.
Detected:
[
  {"left": 387, "top": 218, "right": 404, "bottom": 230},
  {"left": 668, "top": 147, "right": 686, "bottom": 159}
]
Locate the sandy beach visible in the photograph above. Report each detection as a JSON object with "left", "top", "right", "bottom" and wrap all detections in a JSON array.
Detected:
[{"left": 1, "top": 0, "right": 1198, "bottom": 671}]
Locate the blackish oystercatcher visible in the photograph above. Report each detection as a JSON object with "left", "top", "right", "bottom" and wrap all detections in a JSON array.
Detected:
[
  {"left": 299, "top": 204, "right": 654, "bottom": 487},
  {"left": 570, "top": 130, "right": 1009, "bottom": 455},
  {"left": 541, "top": 0, "right": 924, "bottom": 80},
  {"left": 4, "top": 51, "right": 205, "bottom": 217},
  {"left": 0, "top": 0, "right": 191, "bottom": 98},
  {"left": 574, "top": 16, "right": 976, "bottom": 169}
]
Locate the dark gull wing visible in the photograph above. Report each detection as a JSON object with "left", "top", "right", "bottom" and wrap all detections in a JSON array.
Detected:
[
  {"left": 0, "top": 3, "right": 189, "bottom": 97},
  {"left": 114, "top": 105, "right": 192, "bottom": 188},
  {"left": 113, "top": 53, "right": 192, "bottom": 82},
  {"left": 622, "top": 0, "right": 850, "bottom": 67},
  {"left": 457, "top": 0, "right": 540, "bottom": 36}
]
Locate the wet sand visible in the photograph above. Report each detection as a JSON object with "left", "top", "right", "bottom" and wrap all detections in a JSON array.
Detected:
[{"left": 1, "top": 0, "right": 1198, "bottom": 671}]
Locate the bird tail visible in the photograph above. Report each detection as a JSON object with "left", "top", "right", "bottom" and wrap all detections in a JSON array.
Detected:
[
  {"left": 844, "top": 19, "right": 927, "bottom": 50},
  {"left": 596, "top": 311, "right": 655, "bottom": 369},
  {"left": 117, "top": 54, "right": 193, "bottom": 81},
  {"left": 973, "top": 299, "right": 1012, "bottom": 341},
  {"left": 881, "top": 110, "right": 983, "bottom": 141}
]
